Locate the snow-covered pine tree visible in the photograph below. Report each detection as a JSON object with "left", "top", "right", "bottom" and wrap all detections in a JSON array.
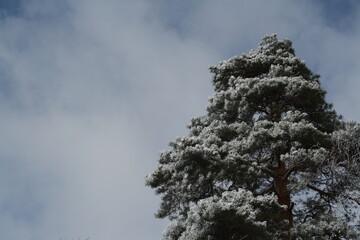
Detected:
[{"left": 146, "top": 35, "right": 360, "bottom": 240}]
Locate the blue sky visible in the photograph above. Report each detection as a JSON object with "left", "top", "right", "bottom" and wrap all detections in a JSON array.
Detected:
[
  {"left": 0, "top": 0, "right": 20, "bottom": 16},
  {"left": 0, "top": 1, "right": 359, "bottom": 239}
]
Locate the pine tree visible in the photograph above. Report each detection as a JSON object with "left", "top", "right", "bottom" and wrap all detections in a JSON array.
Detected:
[{"left": 146, "top": 35, "right": 360, "bottom": 239}]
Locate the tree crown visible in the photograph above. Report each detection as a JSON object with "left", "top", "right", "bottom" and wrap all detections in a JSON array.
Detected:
[{"left": 147, "top": 34, "right": 359, "bottom": 239}]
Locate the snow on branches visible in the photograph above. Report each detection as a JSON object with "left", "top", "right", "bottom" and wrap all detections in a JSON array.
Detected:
[{"left": 147, "top": 35, "right": 360, "bottom": 239}]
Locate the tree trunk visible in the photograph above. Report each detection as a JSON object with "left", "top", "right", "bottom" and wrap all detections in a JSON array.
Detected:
[
  {"left": 271, "top": 109, "right": 293, "bottom": 239},
  {"left": 274, "top": 159, "right": 293, "bottom": 240}
]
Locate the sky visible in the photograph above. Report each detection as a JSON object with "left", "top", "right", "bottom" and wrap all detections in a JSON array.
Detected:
[{"left": 0, "top": 0, "right": 359, "bottom": 239}]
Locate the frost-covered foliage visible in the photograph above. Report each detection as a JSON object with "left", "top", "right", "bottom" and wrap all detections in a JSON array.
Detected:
[
  {"left": 146, "top": 35, "right": 360, "bottom": 239},
  {"left": 291, "top": 214, "right": 358, "bottom": 239},
  {"left": 163, "top": 190, "right": 285, "bottom": 240}
]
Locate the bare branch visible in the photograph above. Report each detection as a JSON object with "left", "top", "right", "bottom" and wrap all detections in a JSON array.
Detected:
[{"left": 306, "top": 184, "right": 335, "bottom": 199}]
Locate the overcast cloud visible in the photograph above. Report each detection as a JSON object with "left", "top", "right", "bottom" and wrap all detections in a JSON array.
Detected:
[{"left": 0, "top": 0, "right": 359, "bottom": 239}]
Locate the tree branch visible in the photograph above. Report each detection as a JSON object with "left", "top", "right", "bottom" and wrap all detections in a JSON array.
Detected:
[
  {"left": 283, "top": 165, "right": 306, "bottom": 180},
  {"left": 256, "top": 184, "right": 275, "bottom": 196},
  {"left": 345, "top": 195, "right": 360, "bottom": 206},
  {"left": 306, "top": 184, "right": 335, "bottom": 198},
  {"left": 262, "top": 166, "right": 280, "bottom": 179}
]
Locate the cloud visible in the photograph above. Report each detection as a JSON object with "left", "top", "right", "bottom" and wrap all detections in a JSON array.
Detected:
[
  {"left": 0, "top": 0, "right": 359, "bottom": 239},
  {"left": 0, "top": 0, "right": 216, "bottom": 239}
]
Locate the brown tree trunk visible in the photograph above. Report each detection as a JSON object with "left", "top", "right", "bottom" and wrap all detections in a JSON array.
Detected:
[
  {"left": 274, "top": 159, "right": 293, "bottom": 240},
  {"left": 270, "top": 109, "right": 293, "bottom": 239},
  {"left": 265, "top": 108, "right": 294, "bottom": 239}
]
